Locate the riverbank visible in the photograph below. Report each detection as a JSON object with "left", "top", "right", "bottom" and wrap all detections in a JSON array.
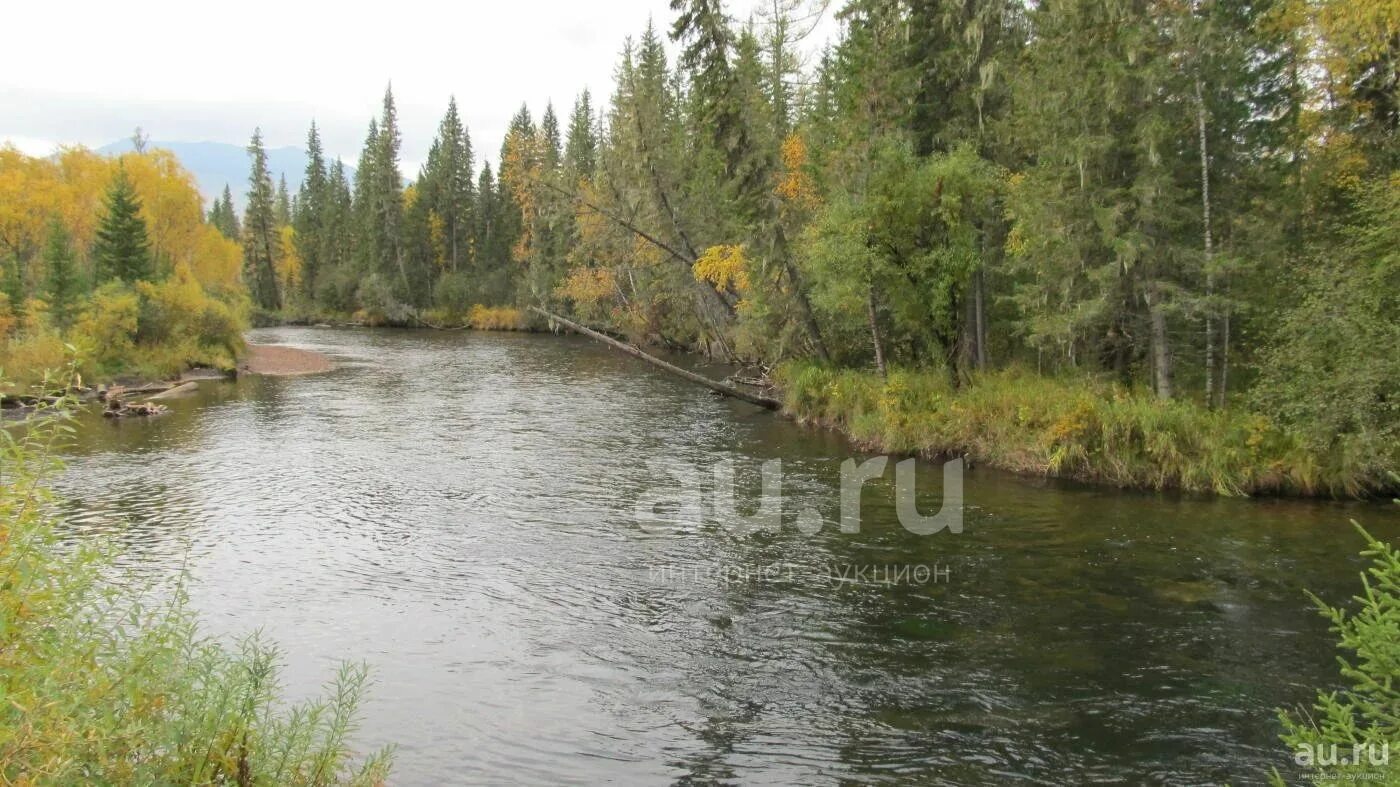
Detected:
[
  {"left": 776, "top": 362, "right": 1390, "bottom": 498},
  {"left": 240, "top": 343, "right": 334, "bottom": 376}
]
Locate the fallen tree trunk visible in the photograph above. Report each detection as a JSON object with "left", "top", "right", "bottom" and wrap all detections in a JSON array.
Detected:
[
  {"left": 147, "top": 381, "right": 200, "bottom": 400},
  {"left": 529, "top": 307, "right": 782, "bottom": 410}
]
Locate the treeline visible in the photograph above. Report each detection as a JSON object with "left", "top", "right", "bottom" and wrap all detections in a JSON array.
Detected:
[
  {"left": 243, "top": 0, "right": 1391, "bottom": 490},
  {"left": 0, "top": 147, "right": 247, "bottom": 383}
]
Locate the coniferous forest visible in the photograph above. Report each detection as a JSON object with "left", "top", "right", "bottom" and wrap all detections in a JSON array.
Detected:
[
  {"left": 2, "top": 1, "right": 1399, "bottom": 783},
  {"left": 266, "top": 0, "right": 1396, "bottom": 495},
  {"left": 1, "top": 0, "right": 1396, "bottom": 494}
]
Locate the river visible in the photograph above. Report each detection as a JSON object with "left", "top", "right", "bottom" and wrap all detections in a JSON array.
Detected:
[{"left": 50, "top": 327, "right": 1400, "bottom": 785}]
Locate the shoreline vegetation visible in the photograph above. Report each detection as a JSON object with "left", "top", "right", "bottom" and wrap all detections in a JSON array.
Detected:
[
  {"left": 774, "top": 362, "right": 1387, "bottom": 498},
  {"left": 2, "top": 1, "right": 1396, "bottom": 506},
  {"left": 0, "top": 393, "right": 391, "bottom": 784},
  {"left": 264, "top": 315, "right": 1395, "bottom": 499}
]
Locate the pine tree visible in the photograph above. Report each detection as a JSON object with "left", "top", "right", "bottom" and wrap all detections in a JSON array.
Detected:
[
  {"left": 207, "top": 196, "right": 226, "bottom": 236},
  {"left": 541, "top": 101, "right": 562, "bottom": 169},
  {"left": 42, "top": 217, "right": 80, "bottom": 329},
  {"left": 275, "top": 174, "right": 292, "bottom": 226},
  {"left": 1004, "top": 0, "right": 1193, "bottom": 397},
  {"left": 564, "top": 90, "right": 598, "bottom": 178},
  {"left": 295, "top": 121, "right": 329, "bottom": 300},
  {"left": 353, "top": 117, "right": 381, "bottom": 274},
  {"left": 312, "top": 157, "right": 354, "bottom": 308},
  {"left": 242, "top": 128, "right": 282, "bottom": 311},
  {"left": 374, "top": 85, "right": 406, "bottom": 292},
  {"left": 92, "top": 165, "right": 154, "bottom": 284},
  {"left": 209, "top": 185, "right": 241, "bottom": 239},
  {"left": 418, "top": 97, "right": 475, "bottom": 274},
  {"left": 906, "top": 0, "right": 1021, "bottom": 157}
]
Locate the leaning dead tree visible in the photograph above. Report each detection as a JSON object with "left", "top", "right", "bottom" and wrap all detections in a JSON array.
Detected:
[{"left": 528, "top": 307, "right": 782, "bottom": 410}]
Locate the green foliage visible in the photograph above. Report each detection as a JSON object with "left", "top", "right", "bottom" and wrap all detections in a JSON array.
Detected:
[
  {"left": 56, "top": 272, "right": 246, "bottom": 381},
  {"left": 1277, "top": 523, "right": 1400, "bottom": 785},
  {"left": 777, "top": 361, "right": 1380, "bottom": 496},
  {"left": 294, "top": 121, "right": 329, "bottom": 302},
  {"left": 0, "top": 389, "right": 391, "bottom": 784},
  {"left": 1252, "top": 174, "right": 1400, "bottom": 480},
  {"left": 242, "top": 129, "right": 283, "bottom": 311},
  {"left": 41, "top": 218, "right": 82, "bottom": 330},
  {"left": 208, "top": 184, "right": 241, "bottom": 241},
  {"left": 93, "top": 166, "right": 154, "bottom": 285},
  {"left": 800, "top": 140, "right": 1002, "bottom": 369},
  {"left": 242, "top": 0, "right": 1391, "bottom": 494}
]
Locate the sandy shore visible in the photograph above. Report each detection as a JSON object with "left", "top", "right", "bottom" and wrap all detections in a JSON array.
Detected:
[{"left": 241, "top": 344, "right": 334, "bottom": 376}]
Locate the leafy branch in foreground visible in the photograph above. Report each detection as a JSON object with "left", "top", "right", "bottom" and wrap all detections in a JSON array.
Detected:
[
  {"left": 0, "top": 374, "right": 390, "bottom": 784},
  {"left": 1276, "top": 516, "right": 1400, "bottom": 785}
]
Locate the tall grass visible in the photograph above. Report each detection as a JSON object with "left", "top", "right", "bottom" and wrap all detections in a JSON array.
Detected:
[
  {"left": 466, "top": 305, "right": 527, "bottom": 331},
  {"left": 0, "top": 374, "right": 391, "bottom": 784},
  {"left": 776, "top": 362, "right": 1386, "bottom": 497}
]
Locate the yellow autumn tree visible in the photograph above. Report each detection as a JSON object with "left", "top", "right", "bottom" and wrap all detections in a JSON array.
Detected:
[
  {"left": 775, "top": 132, "right": 817, "bottom": 210},
  {"left": 693, "top": 245, "right": 750, "bottom": 294},
  {"left": 500, "top": 128, "right": 543, "bottom": 265},
  {"left": 0, "top": 145, "right": 250, "bottom": 382},
  {"left": 276, "top": 224, "right": 302, "bottom": 295}
]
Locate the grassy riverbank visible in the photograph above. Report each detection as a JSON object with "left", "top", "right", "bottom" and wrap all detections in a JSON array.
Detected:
[
  {"left": 0, "top": 394, "right": 389, "bottom": 783},
  {"left": 777, "top": 362, "right": 1391, "bottom": 498},
  {"left": 272, "top": 304, "right": 529, "bottom": 332}
]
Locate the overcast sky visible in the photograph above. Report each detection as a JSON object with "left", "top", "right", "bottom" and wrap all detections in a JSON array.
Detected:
[{"left": 2, "top": 0, "right": 835, "bottom": 173}]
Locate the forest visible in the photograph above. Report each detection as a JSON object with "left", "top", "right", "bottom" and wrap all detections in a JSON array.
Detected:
[{"left": 2, "top": 0, "right": 1396, "bottom": 494}]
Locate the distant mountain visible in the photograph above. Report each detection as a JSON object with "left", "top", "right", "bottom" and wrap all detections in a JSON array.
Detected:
[{"left": 97, "top": 139, "right": 352, "bottom": 212}]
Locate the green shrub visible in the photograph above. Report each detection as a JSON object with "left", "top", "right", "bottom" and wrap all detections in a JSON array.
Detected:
[
  {"left": 353, "top": 274, "right": 414, "bottom": 326},
  {"left": 314, "top": 267, "right": 362, "bottom": 315},
  {"left": 0, "top": 384, "right": 391, "bottom": 784},
  {"left": 1276, "top": 524, "right": 1400, "bottom": 785},
  {"left": 432, "top": 271, "right": 476, "bottom": 319},
  {"left": 68, "top": 282, "right": 141, "bottom": 378},
  {"left": 775, "top": 362, "right": 1384, "bottom": 496}
]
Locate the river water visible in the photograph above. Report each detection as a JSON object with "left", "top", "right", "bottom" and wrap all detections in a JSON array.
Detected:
[{"left": 50, "top": 327, "right": 1399, "bottom": 785}]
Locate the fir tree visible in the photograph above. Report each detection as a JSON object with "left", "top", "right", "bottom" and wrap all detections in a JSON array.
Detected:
[
  {"left": 541, "top": 101, "right": 562, "bottom": 169},
  {"left": 43, "top": 217, "right": 80, "bottom": 329},
  {"left": 275, "top": 174, "right": 292, "bottom": 226},
  {"left": 211, "top": 185, "right": 241, "bottom": 239},
  {"left": 374, "top": 85, "right": 406, "bottom": 291},
  {"left": 564, "top": 90, "right": 598, "bottom": 178},
  {"left": 353, "top": 117, "right": 381, "bottom": 274},
  {"left": 295, "top": 121, "right": 329, "bottom": 300},
  {"left": 92, "top": 165, "right": 153, "bottom": 284},
  {"left": 418, "top": 97, "right": 475, "bottom": 274},
  {"left": 242, "top": 128, "right": 282, "bottom": 311}
]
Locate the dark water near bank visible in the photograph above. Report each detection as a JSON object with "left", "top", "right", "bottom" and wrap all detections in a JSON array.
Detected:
[{"left": 51, "top": 327, "right": 1400, "bottom": 785}]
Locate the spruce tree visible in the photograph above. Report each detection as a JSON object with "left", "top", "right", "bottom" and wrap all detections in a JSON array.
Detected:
[
  {"left": 242, "top": 128, "right": 283, "bottom": 311},
  {"left": 295, "top": 121, "right": 329, "bottom": 300},
  {"left": 275, "top": 174, "right": 292, "bottom": 226},
  {"left": 541, "top": 101, "right": 562, "bottom": 169},
  {"left": 43, "top": 217, "right": 80, "bottom": 329},
  {"left": 92, "top": 165, "right": 154, "bottom": 284},
  {"left": 419, "top": 97, "right": 475, "bottom": 274},
  {"left": 373, "top": 85, "right": 406, "bottom": 291},
  {"left": 352, "top": 117, "right": 381, "bottom": 274},
  {"left": 207, "top": 185, "right": 238, "bottom": 239},
  {"left": 564, "top": 90, "right": 598, "bottom": 178}
]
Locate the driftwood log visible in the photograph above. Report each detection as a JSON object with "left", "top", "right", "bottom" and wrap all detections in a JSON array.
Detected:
[
  {"left": 103, "top": 398, "right": 168, "bottom": 418},
  {"left": 147, "top": 381, "right": 200, "bottom": 400},
  {"left": 529, "top": 307, "right": 782, "bottom": 410}
]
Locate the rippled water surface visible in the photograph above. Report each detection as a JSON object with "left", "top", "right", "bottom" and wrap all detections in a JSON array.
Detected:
[{"left": 51, "top": 327, "right": 1400, "bottom": 785}]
